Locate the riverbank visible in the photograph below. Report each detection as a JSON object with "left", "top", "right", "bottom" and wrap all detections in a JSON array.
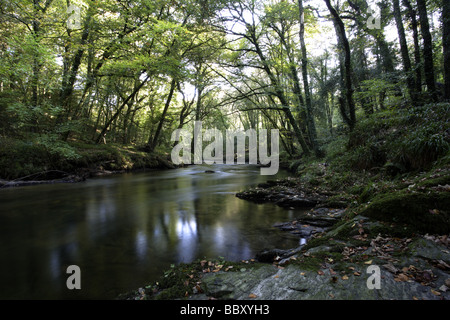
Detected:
[{"left": 0, "top": 140, "right": 176, "bottom": 188}]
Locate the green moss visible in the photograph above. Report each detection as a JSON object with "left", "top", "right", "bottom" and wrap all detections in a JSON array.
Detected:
[
  {"left": 150, "top": 262, "right": 202, "bottom": 300},
  {"left": 302, "top": 235, "right": 331, "bottom": 251},
  {"left": 145, "top": 259, "right": 267, "bottom": 300},
  {"left": 417, "top": 173, "right": 450, "bottom": 188},
  {"left": 360, "top": 191, "right": 450, "bottom": 234}
]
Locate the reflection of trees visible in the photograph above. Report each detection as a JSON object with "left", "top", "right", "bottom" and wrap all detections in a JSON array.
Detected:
[{"left": 0, "top": 165, "right": 295, "bottom": 298}]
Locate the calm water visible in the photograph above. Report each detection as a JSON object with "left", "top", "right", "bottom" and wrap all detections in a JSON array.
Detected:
[{"left": 0, "top": 164, "right": 303, "bottom": 299}]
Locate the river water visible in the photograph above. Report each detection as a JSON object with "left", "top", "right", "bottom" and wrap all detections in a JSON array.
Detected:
[{"left": 0, "top": 164, "right": 303, "bottom": 299}]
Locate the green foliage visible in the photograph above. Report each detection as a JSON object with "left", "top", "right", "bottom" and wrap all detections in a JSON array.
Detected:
[
  {"left": 35, "top": 134, "right": 81, "bottom": 161},
  {"left": 354, "top": 78, "right": 403, "bottom": 111},
  {"left": 0, "top": 137, "right": 49, "bottom": 180},
  {"left": 345, "top": 103, "right": 450, "bottom": 172}
]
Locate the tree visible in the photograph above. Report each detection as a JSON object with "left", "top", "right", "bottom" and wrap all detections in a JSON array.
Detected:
[
  {"left": 147, "top": 78, "right": 177, "bottom": 151},
  {"left": 222, "top": 0, "right": 311, "bottom": 155},
  {"left": 444, "top": 0, "right": 450, "bottom": 100},
  {"left": 324, "top": 0, "right": 356, "bottom": 131},
  {"left": 297, "top": 0, "right": 320, "bottom": 155},
  {"left": 393, "top": 0, "right": 417, "bottom": 103},
  {"left": 262, "top": 0, "right": 319, "bottom": 154},
  {"left": 416, "top": 0, "right": 437, "bottom": 101},
  {"left": 402, "top": 0, "right": 423, "bottom": 96}
]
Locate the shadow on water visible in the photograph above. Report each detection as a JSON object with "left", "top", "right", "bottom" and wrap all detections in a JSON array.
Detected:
[{"left": 0, "top": 164, "right": 305, "bottom": 299}]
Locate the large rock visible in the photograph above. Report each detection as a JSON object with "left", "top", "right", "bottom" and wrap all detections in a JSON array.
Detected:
[{"left": 200, "top": 263, "right": 449, "bottom": 300}]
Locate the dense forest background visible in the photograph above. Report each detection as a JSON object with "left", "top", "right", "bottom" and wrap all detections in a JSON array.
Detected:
[{"left": 0, "top": 0, "right": 449, "bottom": 180}]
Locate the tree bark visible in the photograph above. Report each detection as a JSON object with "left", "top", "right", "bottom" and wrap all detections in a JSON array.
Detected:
[
  {"left": 443, "top": 0, "right": 450, "bottom": 100},
  {"left": 393, "top": 0, "right": 417, "bottom": 103},
  {"left": 298, "top": 0, "right": 320, "bottom": 156},
  {"left": 147, "top": 78, "right": 177, "bottom": 152},
  {"left": 324, "top": 0, "right": 356, "bottom": 130},
  {"left": 31, "top": 0, "right": 40, "bottom": 111},
  {"left": 416, "top": 0, "right": 437, "bottom": 101},
  {"left": 274, "top": 25, "right": 308, "bottom": 141},
  {"left": 402, "top": 0, "right": 422, "bottom": 95},
  {"left": 59, "top": 3, "right": 94, "bottom": 111}
]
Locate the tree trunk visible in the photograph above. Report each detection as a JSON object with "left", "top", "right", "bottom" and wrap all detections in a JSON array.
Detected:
[
  {"left": 195, "top": 86, "right": 203, "bottom": 122},
  {"left": 147, "top": 78, "right": 177, "bottom": 152},
  {"left": 402, "top": 0, "right": 423, "bottom": 95},
  {"left": 393, "top": 0, "right": 417, "bottom": 103},
  {"left": 59, "top": 6, "right": 93, "bottom": 111},
  {"left": 276, "top": 29, "right": 308, "bottom": 140},
  {"left": 31, "top": 0, "right": 41, "bottom": 111},
  {"left": 324, "top": 0, "right": 356, "bottom": 130},
  {"left": 298, "top": 0, "right": 320, "bottom": 156},
  {"left": 416, "top": 0, "right": 437, "bottom": 101},
  {"left": 443, "top": 0, "right": 450, "bottom": 100}
]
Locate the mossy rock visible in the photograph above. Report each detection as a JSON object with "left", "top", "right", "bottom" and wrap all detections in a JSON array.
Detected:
[
  {"left": 360, "top": 191, "right": 450, "bottom": 234},
  {"left": 417, "top": 173, "right": 450, "bottom": 188}
]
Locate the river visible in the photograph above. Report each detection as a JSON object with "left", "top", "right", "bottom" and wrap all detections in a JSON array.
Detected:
[{"left": 0, "top": 164, "right": 303, "bottom": 299}]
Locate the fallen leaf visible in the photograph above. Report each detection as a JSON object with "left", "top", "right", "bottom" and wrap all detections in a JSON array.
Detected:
[
  {"left": 354, "top": 272, "right": 361, "bottom": 276},
  {"left": 429, "top": 209, "right": 440, "bottom": 215},
  {"left": 394, "top": 273, "right": 409, "bottom": 282},
  {"left": 317, "top": 270, "right": 324, "bottom": 276},
  {"left": 342, "top": 275, "right": 349, "bottom": 280},
  {"left": 436, "top": 260, "right": 450, "bottom": 270},
  {"left": 445, "top": 279, "right": 450, "bottom": 287},
  {"left": 364, "top": 260, "right": 373, "bottom": 265},
  {"left": 439, "top": 285, "right": 448, "bottom": 292},
  {"left": 274, "top": 275, "right": 279, "bottom": 279},
  {"left": 383, "top": 263, "right": 398, "bottom": 274},
  {"left": 249, "top": 293, "right": 257, "bottom": 299},
  {"left": 431, "top": 289, "right": 441, "bottom": 296}
]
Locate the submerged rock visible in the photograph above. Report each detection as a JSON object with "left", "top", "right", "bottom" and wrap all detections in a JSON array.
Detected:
[{"left": 236, "top": 187, "right": 326, "bottom": 208}]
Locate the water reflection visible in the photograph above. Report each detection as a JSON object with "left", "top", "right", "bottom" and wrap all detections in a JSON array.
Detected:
[{"left": 0, "top": 164, "right": 304, "bottom": 299}]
